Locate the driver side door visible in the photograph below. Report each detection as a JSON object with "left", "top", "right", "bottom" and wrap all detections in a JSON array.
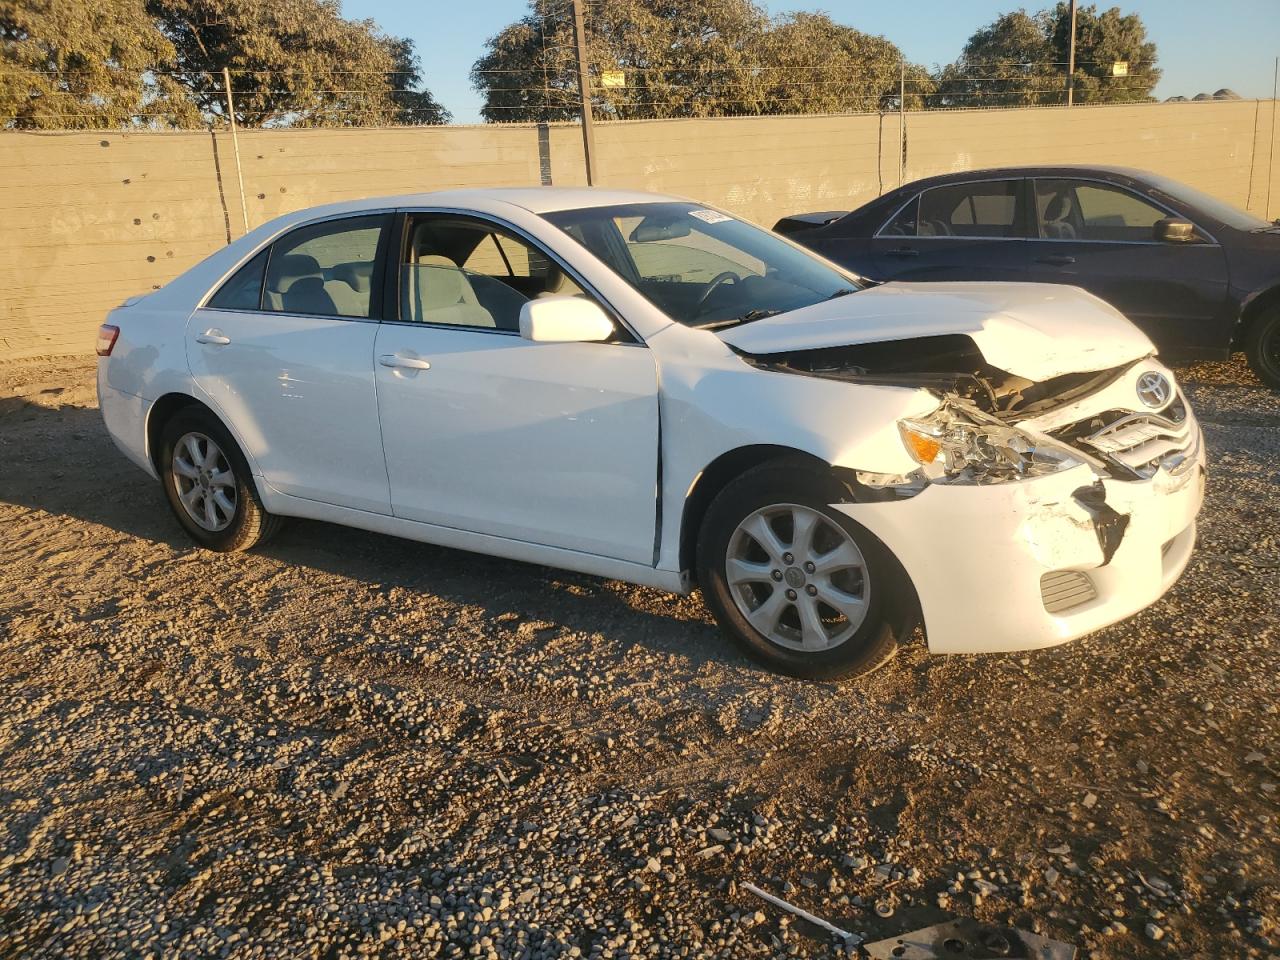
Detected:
[{"left": 373, "top": 212, "right": 661, "bottom": 564}]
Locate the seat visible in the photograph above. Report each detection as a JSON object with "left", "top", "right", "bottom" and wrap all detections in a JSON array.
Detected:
[
  {"left": 536, "top": 264, "right": 583, "bottom": 298},
  {"left": 404, "top": 255, "right": 496, "bottom": 328},
  {"left": 282, "top": 276, "right": 338, "bottom": 316},
  {"left": 263, "top": 256, "right": 325, "bottom": 312},
  {"left": 1041, "top": 192, "right": 1078, "bottom": 240},
  {"left": 324, "top": 261, "right": 374, "bottom": 317}
]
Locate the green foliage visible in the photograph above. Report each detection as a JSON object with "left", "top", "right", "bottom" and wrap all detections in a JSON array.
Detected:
[
  {"left": 934, "top": 3, "right": 1160, "bottom": 108},
  {"left": 0, "top": 0, "right": 200, "bottom": 128},
  {"left": 471, "top": 0, "right": 929, "bottom": 121},
  {"left": 0, "top": 0, "right": 448, "bottom": 128},
  {"left": 1046, "top": 2, "right": 1160, "bottom": 104},
  {"left": 756, "top": 13, "right": 934, "bottom": 114}
]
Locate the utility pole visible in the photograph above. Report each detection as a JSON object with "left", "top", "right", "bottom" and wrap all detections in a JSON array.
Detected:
[
  {"left": 221, "top": 67, "right": 250, "bottom": 235},
  {"left": 1065, "top": 0, "right": 1077, "bottom": 106},
  {"left": 570, "top": 0, "right": 598, "bottom": 186}
]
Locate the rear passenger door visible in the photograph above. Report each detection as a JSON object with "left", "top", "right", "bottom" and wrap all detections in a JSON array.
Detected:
[
  {"left": 187, "top": 213, "right": 394, "bottom": 514},
  {"left": 869, "top": 179, "right": 1030, "bottom": 283}
]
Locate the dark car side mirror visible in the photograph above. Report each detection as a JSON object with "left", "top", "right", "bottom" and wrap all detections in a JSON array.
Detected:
[{"left": 1153, "top": 217, "right": 1200, "bottom": 244}]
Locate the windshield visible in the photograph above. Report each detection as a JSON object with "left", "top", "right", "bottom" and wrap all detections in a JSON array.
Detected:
[
  {"left": 542, "top": 202, "right": 862, "bottom": 328},
  {"left": 1143, "top": 174, "right": 1273, "bottom": 231}
]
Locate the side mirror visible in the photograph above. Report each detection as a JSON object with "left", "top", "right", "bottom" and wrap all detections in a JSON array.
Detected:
[
  {"left": 519, "top": 296, "right": 615, "bottom": 343},
  {"left": 1153, "top": 217, "right": 1199, "bottom": 243}
]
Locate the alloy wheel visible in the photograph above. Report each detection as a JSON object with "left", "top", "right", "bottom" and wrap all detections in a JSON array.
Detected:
[
  {"left": 171, "top": 431, "right": 237, "bottom": 532},
  {"left": 725, "top": 503, "right": 870, "bottom": 652}
]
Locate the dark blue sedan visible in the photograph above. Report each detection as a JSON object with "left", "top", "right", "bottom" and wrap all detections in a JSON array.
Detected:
[{"left": 776, "top": 166, "right": 1280, "bottom": 388}]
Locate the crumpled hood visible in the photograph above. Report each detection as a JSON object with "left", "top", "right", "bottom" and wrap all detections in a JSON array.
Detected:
[{"left": 719, "top": 281, "right": 1154, "bottom": 381}]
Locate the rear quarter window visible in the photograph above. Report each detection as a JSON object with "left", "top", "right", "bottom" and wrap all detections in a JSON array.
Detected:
[{"left": 207, "top": 249, "right": 268, "bottom": 310}]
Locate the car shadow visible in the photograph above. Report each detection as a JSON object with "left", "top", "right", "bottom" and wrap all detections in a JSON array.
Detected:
[{"left": 0, "top": 397, "right": 768, "bottom": 677}]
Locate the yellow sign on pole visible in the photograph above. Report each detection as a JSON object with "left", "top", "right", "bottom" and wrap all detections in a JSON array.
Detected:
[
  {"left": 1111, "top": 61, "right": 1129, "bottom": 77},
  {"left": 601, "top": 70, "right": 625, "bottom": 89}
]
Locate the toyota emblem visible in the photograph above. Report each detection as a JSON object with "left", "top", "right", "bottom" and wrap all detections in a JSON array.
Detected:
[{"left": 1136, "top": 371, "right": 1172, "bottom": 409}]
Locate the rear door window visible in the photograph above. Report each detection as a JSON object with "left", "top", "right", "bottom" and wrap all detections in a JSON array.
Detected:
[
  {"left": 917, "top": 180, "right": 1023, "bottom": 238},
  {"left": 262, "top": 215, "right": 390, "bottom": 318}
]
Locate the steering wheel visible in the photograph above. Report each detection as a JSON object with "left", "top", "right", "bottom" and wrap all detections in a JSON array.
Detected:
[{"left": 693, "top": 271, "right": 741, "bottom": 318}]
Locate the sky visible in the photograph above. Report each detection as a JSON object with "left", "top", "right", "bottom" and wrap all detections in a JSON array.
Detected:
[{"left": 342, "top": 0, "right": 1280, "bottom": 124}]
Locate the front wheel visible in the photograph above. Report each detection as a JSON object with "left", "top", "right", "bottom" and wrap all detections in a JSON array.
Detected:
[
  {"left": 696, "top": 459, "right": 915, "bottom": 681},
  {"left": 158, "top": 407, "right": 282, "bottom": 552},
  {"left": 1244, "top": 305, "right": 1280, "bottom": 390}
]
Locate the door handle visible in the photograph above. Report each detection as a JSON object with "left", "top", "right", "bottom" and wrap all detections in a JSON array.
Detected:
[
  {"left": 886, "top": 247, "right": 919, "bottom": 258},
  {"left": 379, "top": 353, "right": 432, "bottom": 370},
  {"left": 195, "top": 330, "right": 231, "bottom": 345},
  {"left": 1035, "top": 255, "right": 1077, "bottom": 266}
]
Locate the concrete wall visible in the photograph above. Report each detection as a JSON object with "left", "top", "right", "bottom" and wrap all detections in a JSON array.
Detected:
[{"left": 2, "top": 99, "right": 1277, "bottom": 359}]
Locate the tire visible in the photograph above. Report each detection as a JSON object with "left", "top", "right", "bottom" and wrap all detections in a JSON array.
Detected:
[
  {"left": 695, "top": 458, "right": 916, "bottom": 681},
  {"left": 1244, "top": 305, "right": 1280, "bottom": 390},
  {"left": 158, "top": 407, "right": 283, "bottom": 552}
]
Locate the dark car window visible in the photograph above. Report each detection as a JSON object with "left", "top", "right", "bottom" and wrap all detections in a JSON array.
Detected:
[
  {"left": 262, "top": 215, "right": 390, "bottom": 319},
  {"left": 896, "top": 180, "right": 1022, "bottom": 239},
  {"left": 1035, "top": 179, "right": 1169, "bottom": 243},
  {"left": 207, "top": 249, "right": 269, "bottom": 310},
  {"left": 880, "top": 196, "right": 920, "bottom": 237}
]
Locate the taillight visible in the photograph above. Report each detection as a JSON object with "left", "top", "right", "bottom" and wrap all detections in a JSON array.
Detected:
[{"left": 96, "top": 324, "right": 120, "bottom": 357}]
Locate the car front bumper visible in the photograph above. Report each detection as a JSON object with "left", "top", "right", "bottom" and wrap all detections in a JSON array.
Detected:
[{"left": 833, "top": 434, "right": 1205, "bottom": 655}]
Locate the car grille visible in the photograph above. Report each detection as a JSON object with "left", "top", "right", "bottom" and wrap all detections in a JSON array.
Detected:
[
  {"left": 1053, "top": 396, "right": 1199, "bottom": 480},
  {"left": 1040, "top": 570, "right": 1097, "bottom": 613}
]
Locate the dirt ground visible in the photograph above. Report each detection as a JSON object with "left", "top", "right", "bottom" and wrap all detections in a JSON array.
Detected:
[{"left": 0, "top": 354, "right": 1276, "bottom": 960}]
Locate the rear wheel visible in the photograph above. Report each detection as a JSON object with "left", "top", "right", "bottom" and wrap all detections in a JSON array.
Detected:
[
  {"left": 1244, "top": 305, "right": 1280, "bottom": 390},
  {"left": 158, "top": 408, "right": 282, "bottom": 552},
  {"left": 696, "top": 459, "right": 915, "bottom": 681}
]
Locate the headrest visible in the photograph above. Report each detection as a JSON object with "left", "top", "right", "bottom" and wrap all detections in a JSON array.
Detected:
[
  {"left": 1044, "top": 192, "right": 1073, "bottom": 221},
  {"left": 267, "top": 253, "right": 321, "bottom": 293},
  {"left": 333, "top": 261, "right": 374, "bottom": 292},
  {"left": 417, "top": 255, "right": 466, "bottom": 306}
]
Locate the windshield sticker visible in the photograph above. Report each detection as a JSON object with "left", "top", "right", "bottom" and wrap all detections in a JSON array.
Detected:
[{"left": 689, "top": 208, "right": 733, "bottom": 224}]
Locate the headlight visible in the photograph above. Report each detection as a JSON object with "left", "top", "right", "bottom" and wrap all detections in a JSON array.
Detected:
[{"left": 898, "top": 401, "right": 1083, "bottom": 484}]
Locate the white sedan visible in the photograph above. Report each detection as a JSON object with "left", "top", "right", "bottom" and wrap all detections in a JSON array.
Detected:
[{"left": 97, "top": 188, "right": 1205, "bottom": 679}]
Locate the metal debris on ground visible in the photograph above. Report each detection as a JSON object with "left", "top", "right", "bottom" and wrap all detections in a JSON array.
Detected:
[
  {"left": 864, "top": 918, "right": 1076, "bottom": 959},
  {"left": 739, "top": 881, "right": 860, "bottom": 944}
]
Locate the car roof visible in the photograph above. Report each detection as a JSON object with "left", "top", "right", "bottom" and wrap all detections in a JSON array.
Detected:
[
  {"left": 268, "top": 187, "right": 690, "bottom": 224},
  {"left": 890, "top": 164, "right": 1152, "bottom": 189}
]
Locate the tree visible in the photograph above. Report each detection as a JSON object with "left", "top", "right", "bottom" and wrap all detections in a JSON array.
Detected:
[
  {"left": 1047, "top": 2, "right": 1159, "bottom": 104},
  {"left": 1, "top": 0, "right": 448, "bottom": 129},
  {"left": 0, "top": 0, "right": 199, "bottom": 128},
  {"left": 935, "top": 4, "right": 1159, "bottom": 108},
  {"left": 470, "top": 0, "right": 929, "bottom": 122},
  {"left": 756, "top": 13, "right": 932, "bottom": 114},
  {"left": 932, "top": 10, "right": 1058, "bottom": 108},
  {"left": 472, "top": 0, "right": 768, "bottom": 122},
  {"left": 149, "top": 0, "right": 449, "bottom": 126}
]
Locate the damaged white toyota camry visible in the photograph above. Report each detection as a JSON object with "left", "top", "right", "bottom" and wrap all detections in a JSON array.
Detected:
[{"left": 98, "top": 189, "right": 1204, "bottom": 679}]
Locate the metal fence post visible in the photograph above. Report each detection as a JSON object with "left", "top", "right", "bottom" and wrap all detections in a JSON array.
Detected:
[
  {"left": 222, "top": 67, "right": 250, "bottom": 235},
  {"left": 1268, "top": 57, "right": 1278, "bottom": 220},
  {"left": 898, "top": 60, "right": 906, "bottom": 188}
]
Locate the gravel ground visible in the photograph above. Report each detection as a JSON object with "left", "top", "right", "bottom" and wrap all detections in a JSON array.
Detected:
[{"left": 0, "top": 354, "right": 1276, "bottom": 960}]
